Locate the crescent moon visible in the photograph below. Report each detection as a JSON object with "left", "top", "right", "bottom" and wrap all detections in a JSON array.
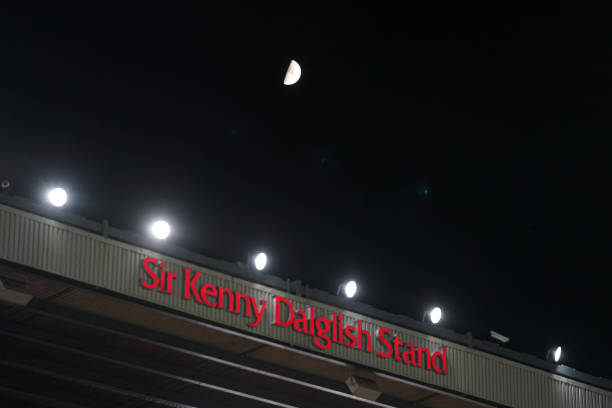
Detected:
[{"left": 283, "top": 60, "right": 301, "bottom": 85}]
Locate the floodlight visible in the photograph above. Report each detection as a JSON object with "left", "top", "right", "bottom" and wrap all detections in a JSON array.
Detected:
[
  {"left": 253, "top": 252, "right": 267, "bottom": 271},
  {"left": 423, "top": 306, "right": 442, "bottom": 324},
  {"left": 546, "top": 346, "right": 563, "bottom": 363},
  {"left": 554, "top": 346, "right": 562, "bottom": 362},
  {"left": 338, "top": 280, "right": 357, "bottom": 298},
  {"left": 47, "top": 187, "right": 67, "bottom": 207},
  {"left": 429, "top": 307, "right": 442, "bottom": 324},
  {"left": 150, "top": 220, "right": 170, "bottom": 240}
]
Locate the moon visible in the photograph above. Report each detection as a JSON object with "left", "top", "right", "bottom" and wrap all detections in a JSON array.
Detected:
[{"left": 283, "top": 60, "right": 301, "bottom": 85}]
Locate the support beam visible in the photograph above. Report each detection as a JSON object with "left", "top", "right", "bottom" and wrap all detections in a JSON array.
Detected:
[
  {"left": 0, "top": 279, "right": 32, "bottom": 307},
  {"left": 0, "top": 351, "right": 296, "bottom": 408},
  {"left": 0, "top": 382, "right": 97, "bottom": 408},
  {"left": 21, "top": 300, "right": 400, "bottom": 407},
  {"left": 0, "top": 321, "right": 334, "bottom": 408}
]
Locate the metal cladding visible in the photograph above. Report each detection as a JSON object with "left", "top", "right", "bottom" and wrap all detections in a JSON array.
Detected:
[{"left": 1, "top": 201, "right": 612, "bottom": 408}]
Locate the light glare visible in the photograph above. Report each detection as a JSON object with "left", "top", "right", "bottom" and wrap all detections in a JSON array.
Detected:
[
  {"left": 344, "top": 280, "right": 357, "bottom": 298},
  {"left": 150, "top": 220, "right": 170, "bottom": 240},
  {"left": 47, "top": 187, "right": 68, "bottom": 207},
  {"left": 554, "top": 346, "right": 562, "bottom": 362},
  {"left": 429, "top": 307, "right": 442, "bottom": 324},
  {"left": 254, "top": 252, "right": 267, "bottom": 271}
]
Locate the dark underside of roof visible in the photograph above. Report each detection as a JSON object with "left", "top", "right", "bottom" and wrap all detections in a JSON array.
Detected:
[{"left": 0, "top": 262, "right": 486, "bottom": 408}]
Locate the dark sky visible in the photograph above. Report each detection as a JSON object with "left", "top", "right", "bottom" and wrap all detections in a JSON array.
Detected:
[{"left": 1, "top": 3, "right": 611, "bottom": 378}]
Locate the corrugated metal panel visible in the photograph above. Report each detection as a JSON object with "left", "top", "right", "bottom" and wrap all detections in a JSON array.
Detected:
[{"left": 1, "top": 203, "right": 611, "bottom": 408}]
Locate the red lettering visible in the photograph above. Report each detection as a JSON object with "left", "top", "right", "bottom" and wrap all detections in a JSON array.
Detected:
[
  {"left": 344, "top": 325, "right": 357, "bottom": 347},
  {"left": 357, "top": 321, "right": 371, "bottom": 352},
  {"left": 402, "top": 343, "right": 416, "bottom": 365},
  {"left": 393, "top": 335, "right": 403, "bottom": 361},
  {"left": 166, "top": 271, "right": 177, "bottom": 293},
  {"left": 157, "top": 265, "right": 447, "bottom": 374},
  {"left": 200, "top": 284, "right": 217, "bottom": 307},
  {"left": 160, "top": 265, "right": 166, "bottom": 291},
  {"left": 378, "top": 328, "right": 393, "bottom": 357},
  {"left": 274, "top": 296, "right": 294, "bottom": 326},
  {"left": 141, "top": 258, "right": 159, "bottom": 289},
  {"left": 432, "top": 346, "right": 448, "bottom": 374},
  {"left": 293, "top": 310, "right": 309, "bottom": 332},
  {"left": 183, "top": 269, "right": 202, "bottom": 303},
  {"left": 235, "top": 292, "right": 251, "bottom": 316},
  {"left": 314, "top": 317, "right": 332, "bottom": 349},
  {"left": 417, "top": 346, "right": 432, "bottom": 369},
  {"left": 250, "top": 297, "right": 266, "bottom": 327},
  {"left": 218, "top": 287, "right": 234, "bottom": 312}
]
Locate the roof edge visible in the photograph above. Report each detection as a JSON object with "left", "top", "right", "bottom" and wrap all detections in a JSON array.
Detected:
[{"left": 1, "top": 192, "right": 611, "bottom": 392}]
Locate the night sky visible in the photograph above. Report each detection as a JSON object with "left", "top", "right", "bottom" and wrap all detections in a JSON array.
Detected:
[{"left": 1, "top": 3, "right": 611, "bottom": 379}]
